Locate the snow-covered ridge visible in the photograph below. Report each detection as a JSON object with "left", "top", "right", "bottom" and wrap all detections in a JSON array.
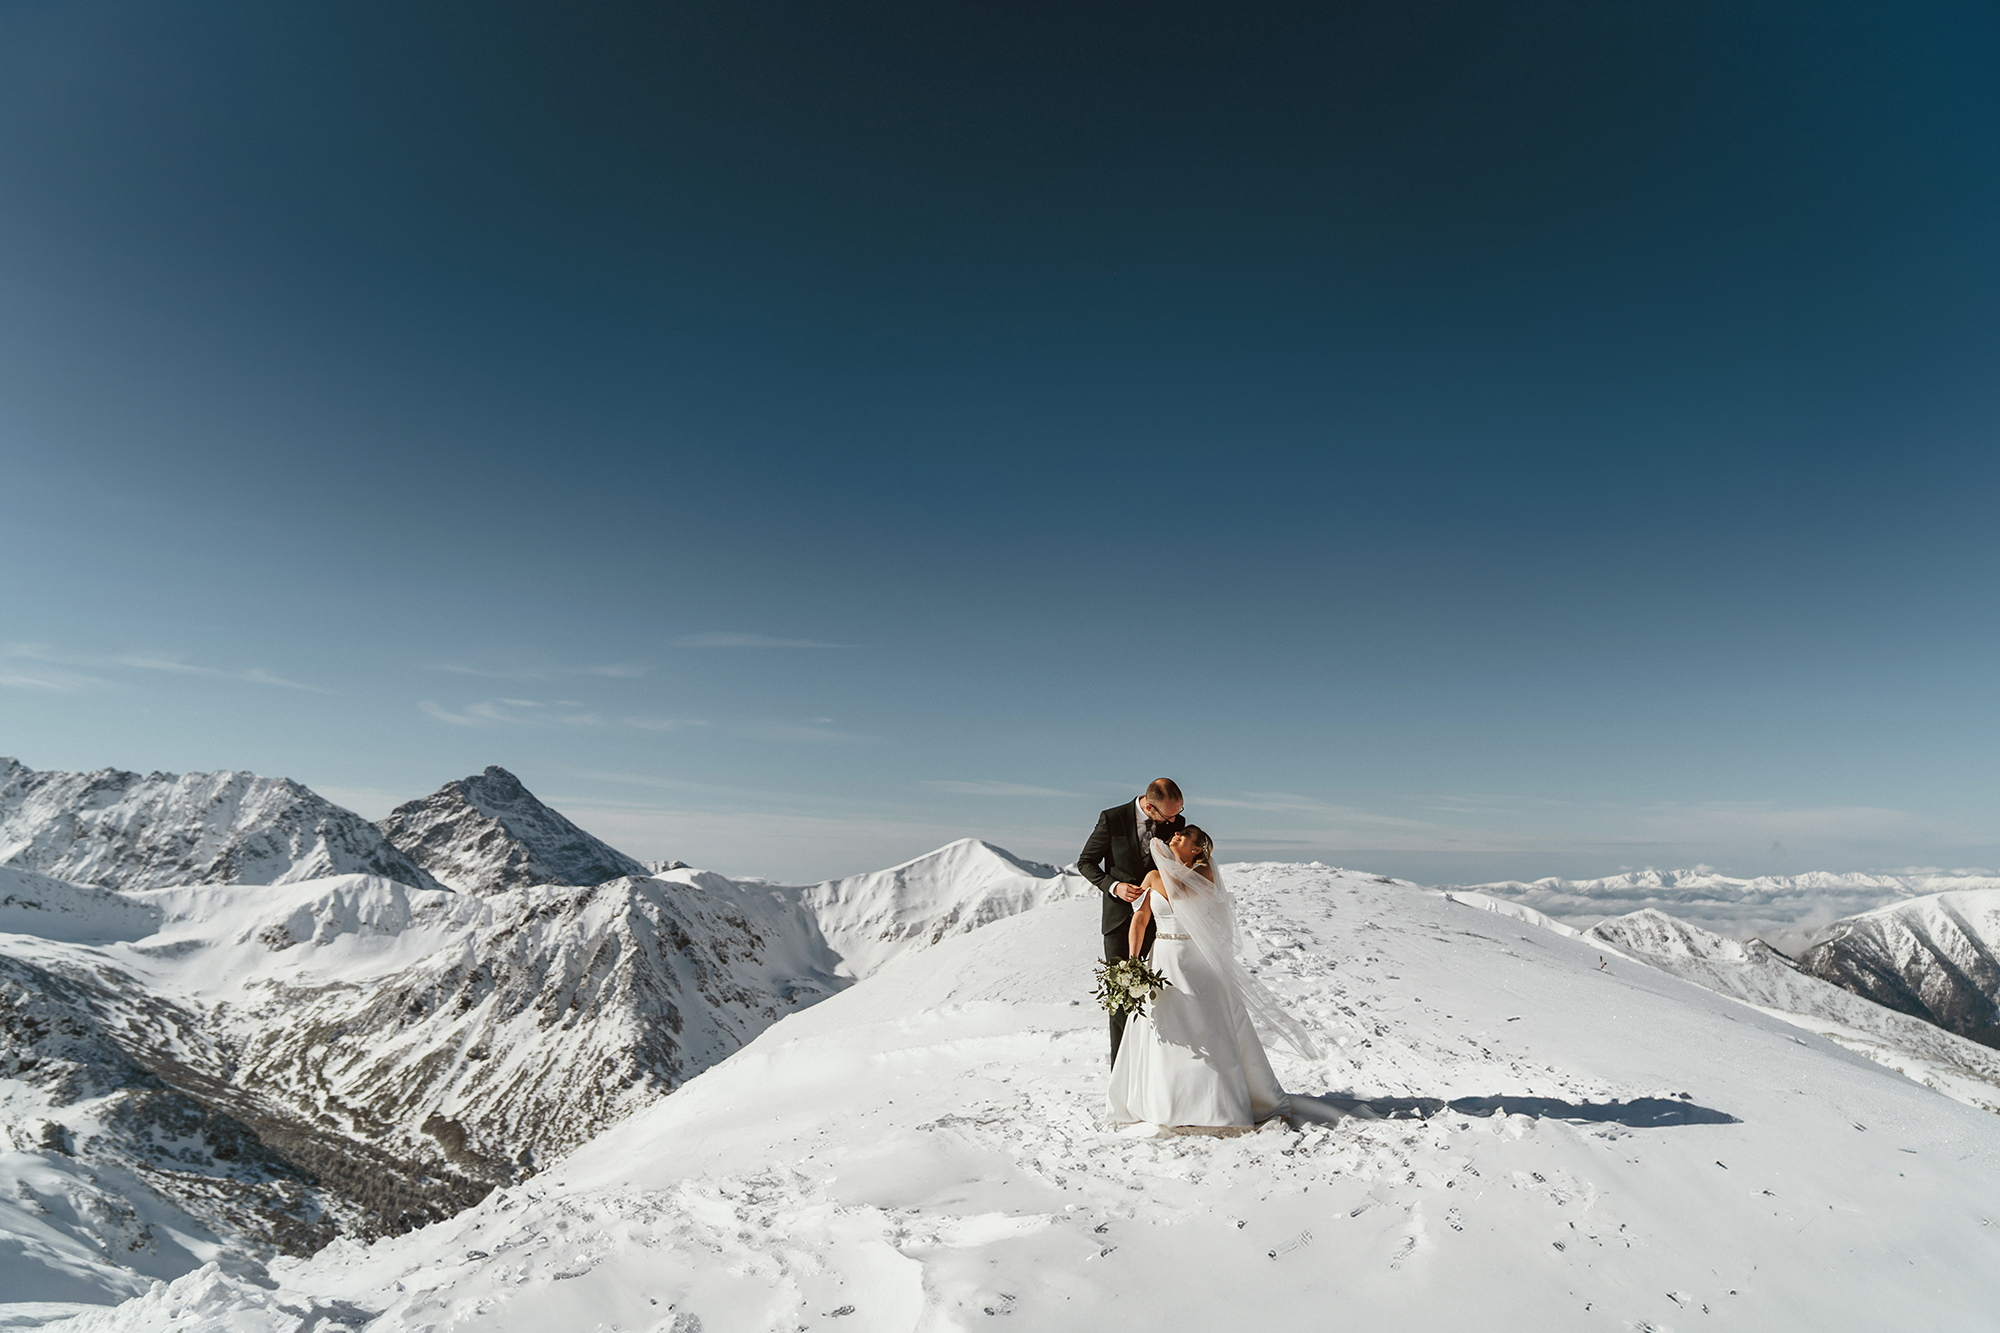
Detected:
[
  {"left": 0, "top": 759, "right": 438, "bottom": 894},
  {"left": 1444, "top": 865, "right": 2000, "bottom": 951},
  {"left": 1438, "top": 889, "right": 1578, "bottom": 938},
  {"left": 786, "top": 837, "right": 1088, "bottom": 979},
  {"left": 1587, "top": 907, "right": 2000, "bottom": 1112},
  {"left": 376, "top": 766, "right": 649, "bottom": 894},
  {"left": 1798, "top": 890, "right": 2000, "bottom": 1050},
  {"left": 0, "top": 864, "right": 160, "bottom": 944},
  {"left": 49, "top": 865, "right": 2000, "bottom": 1332}
]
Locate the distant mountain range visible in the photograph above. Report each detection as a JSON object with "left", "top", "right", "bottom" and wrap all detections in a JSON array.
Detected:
[
  {"left": 1442, "top": 865, "right": 2000, "bottom": 954},
  {"left": 0, "top": 756, "right": 1088, "bottom": 1307}
]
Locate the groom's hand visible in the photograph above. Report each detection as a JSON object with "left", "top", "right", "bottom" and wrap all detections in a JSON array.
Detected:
[{"left": 1114, "top": 882, "right": 1143, "bottom": 902}]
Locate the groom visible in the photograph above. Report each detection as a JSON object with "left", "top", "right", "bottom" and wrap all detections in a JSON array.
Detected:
[{"left": 1077, "top": 778, "right": 1186, "bottom": 1065}]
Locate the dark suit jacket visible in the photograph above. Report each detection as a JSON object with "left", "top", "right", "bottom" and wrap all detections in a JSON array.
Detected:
[{"left": 1077, "top": 801, "right": 1186, "bottom": 940}]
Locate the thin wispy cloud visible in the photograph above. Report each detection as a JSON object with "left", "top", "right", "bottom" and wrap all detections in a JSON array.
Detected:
[
  {"left": 419, "top": 698, "right": 603, "bottom": 727},
  {"left": 428, "top": 665, "right": 525, "bottom": 678},
  {"left": 426, "top": 661, "right": 647, "bottom": 680},
  {"left": 757, "top": 719, "right": 875, "bottom": 743},
  {"left": 0, "top": 666, "right": 115, "bottom": 692},
  {"left": 924, "top": 780, "right": 1078, "bottom": 798},
  {"left": 675, "top": 632, "right": 848, "bottom": 649},
  {"left": 3, "top": 644, "right": 330, "bottom": 693},
  {"left": 623, "top": 716, "right": 707, "bottom": 731}
]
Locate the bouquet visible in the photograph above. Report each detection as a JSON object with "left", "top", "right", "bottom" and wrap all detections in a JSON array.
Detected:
[{"left": 1093, "top": 956, "right": 1172, "bottom": 1019}]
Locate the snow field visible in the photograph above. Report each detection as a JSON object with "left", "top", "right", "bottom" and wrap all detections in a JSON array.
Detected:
[{"left": 51, "top": 864, "right": 2000, "bottom": 1331}]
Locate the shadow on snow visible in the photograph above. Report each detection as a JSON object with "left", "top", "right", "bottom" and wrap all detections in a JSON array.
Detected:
[{"left": 1288, "top": 1093, "right": 1740, "bottom": 1128}]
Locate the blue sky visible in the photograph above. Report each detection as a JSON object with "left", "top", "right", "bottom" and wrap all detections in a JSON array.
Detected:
[{"left": 3, "top": 1, "right": 1998, "bottom": 882}]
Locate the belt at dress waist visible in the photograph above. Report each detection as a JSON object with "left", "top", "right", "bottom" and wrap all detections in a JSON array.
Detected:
[{"left": 1154, "top": 931, "right": 1191, "bottom": 941}]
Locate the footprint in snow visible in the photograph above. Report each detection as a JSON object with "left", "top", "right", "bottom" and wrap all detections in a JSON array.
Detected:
[{"left": 1268, "top": 1229, "right": 1313, "bottom": 1259}]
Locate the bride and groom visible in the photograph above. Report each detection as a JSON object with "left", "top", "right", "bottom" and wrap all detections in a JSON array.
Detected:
[{"left": 1077, "top": 779, "right": 1322, "bottom": 1134}]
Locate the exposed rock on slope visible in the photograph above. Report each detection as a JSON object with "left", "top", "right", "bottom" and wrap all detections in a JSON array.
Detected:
[
  {"left": 376, "top": 766, "right": 649, "bottom": 893},
  {"left": 0, "top": 868, "right": 847, "bottom": 1307},
  {"left": 0, "top": 758, "right": 439, "bottom": 893},
  {"left": 1797, "top": 891, "right": 2000, "bottom": 1049},
  {"left": 0, "top": 944, "right": 346, "bottom": 1306},
  {"left": 1588, "top": 907, "right": 2000, "bottom": 1111},
  {"left": 148, "top": 873, "right": 847, "bottom": 1175}
]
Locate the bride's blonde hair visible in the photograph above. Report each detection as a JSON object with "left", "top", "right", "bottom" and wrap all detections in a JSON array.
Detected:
[{"left": 1181, "top": 824, "right": 1214, "bottom": 875}]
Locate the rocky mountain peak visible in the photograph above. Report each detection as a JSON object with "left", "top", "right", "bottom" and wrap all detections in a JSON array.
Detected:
[{"left": 376, "top": 766, "right": 650, "bottom": 894}]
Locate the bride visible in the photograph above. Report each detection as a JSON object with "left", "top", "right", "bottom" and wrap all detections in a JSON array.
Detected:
[{"left": 1106, "top": 827, "right": 1322, "bottom": 1133}]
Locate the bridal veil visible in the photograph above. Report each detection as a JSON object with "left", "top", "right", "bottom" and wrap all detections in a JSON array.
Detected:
[{"left": 1149, "top": 839, "right": 1321, "bottom": 1061}]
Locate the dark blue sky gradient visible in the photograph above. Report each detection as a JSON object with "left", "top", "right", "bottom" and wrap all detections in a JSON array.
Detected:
[{"left": 4, "top": 1, "right": 1998, "bottom": 880}]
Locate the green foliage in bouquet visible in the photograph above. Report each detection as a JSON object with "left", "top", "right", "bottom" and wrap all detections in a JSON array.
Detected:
[{"left": 1094, "top": 956, "right": 1173, "bottom": 1019}]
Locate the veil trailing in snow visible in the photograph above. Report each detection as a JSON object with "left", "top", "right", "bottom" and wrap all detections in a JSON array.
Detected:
[{"left": 1150, "top": 839, "right": 1322, "bottom": 1060}]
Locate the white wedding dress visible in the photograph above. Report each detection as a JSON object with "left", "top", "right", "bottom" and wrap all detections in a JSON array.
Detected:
[{"left": 1106, "top": 843, "right": 1320, "bottom": 1133}]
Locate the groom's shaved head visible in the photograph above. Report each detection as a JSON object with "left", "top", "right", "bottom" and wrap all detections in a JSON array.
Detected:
[{"left": 1146, "top": 778, "right": 1183, "bottom": 807}]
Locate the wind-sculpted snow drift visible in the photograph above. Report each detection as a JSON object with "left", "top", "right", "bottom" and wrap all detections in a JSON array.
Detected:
[{"left": 39, "top": 865, "right": 2000, "bottom": 1332}]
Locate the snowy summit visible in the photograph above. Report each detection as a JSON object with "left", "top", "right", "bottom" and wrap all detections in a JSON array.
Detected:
[
  {"left": 6, "top": 763, "right": 2000, "bottom": 1330},
  {"left": 28, "top": 862, "right": 2000, "bottom": 1331}
]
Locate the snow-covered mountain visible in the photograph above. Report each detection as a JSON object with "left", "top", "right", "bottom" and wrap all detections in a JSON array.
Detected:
[
  {"left": 375, "top": 766, "right": 649, "bottom": 894},
  {"left": 0, "top": 759, "right": 438, "bottom": 893},
  {"left": 48, "top": 864, "right": 2000, "bottom": 1332},
  {"left": 1586, "top": 907, "right": 2000, "bottom": 1112},
  {"left": 28, "top": 754, "right": 2000, "bottom": 1332},
  {"left": 790, "top": 837, "right": 1087, "bottom": 979},
  {"left": 1445, "top": 865, "right": 2000, "bottom": 952},
  {"left": 0, "top": 864, "right": 160, "bottom": 945},
  {"left": 1797, "top": 890, "right": 2000, "bottom": 1049},
  {"left": 0, "top": 820, "right": 1087, "bottom": 1318},
  {"left": 0, "top": 918, "right": 351, "bottom": 1308}
]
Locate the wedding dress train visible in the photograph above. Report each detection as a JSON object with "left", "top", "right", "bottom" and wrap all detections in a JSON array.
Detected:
[{"left": 1106, "top": 843, "right": 1321, "bottom": 1133}]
